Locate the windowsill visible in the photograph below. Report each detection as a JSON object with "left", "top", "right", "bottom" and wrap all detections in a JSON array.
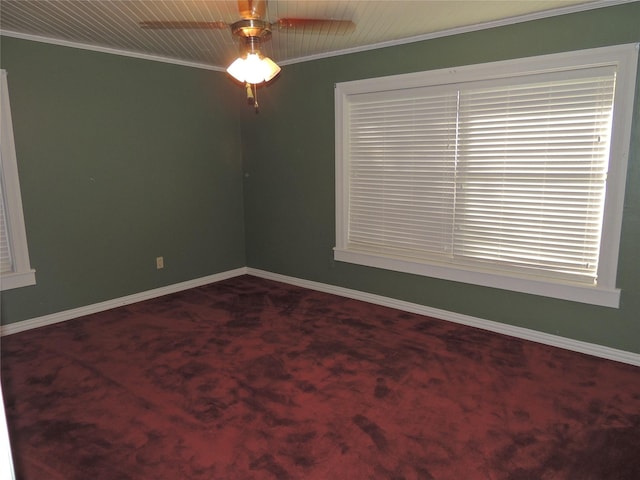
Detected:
[
  {"left": 334, "top": 248, "right": 620, "bottom": 308},
  {"left": 1, "top": 270, "right": 36, "bottom": 291}
]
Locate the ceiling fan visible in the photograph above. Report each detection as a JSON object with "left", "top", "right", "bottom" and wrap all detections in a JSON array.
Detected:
[{"left": 140, "top": 0, "right": 355, "bottom": 111}]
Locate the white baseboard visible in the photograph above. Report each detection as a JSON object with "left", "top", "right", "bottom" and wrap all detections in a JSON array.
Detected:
[
  {"left": 0, "top": 267, "right": 248, "bottom": 336},
  {"left": 2, "top": 266, "right": 638, "bottom": 367},
  {"left": 247, "top": 268, "right": 640, "bottom": 367}
]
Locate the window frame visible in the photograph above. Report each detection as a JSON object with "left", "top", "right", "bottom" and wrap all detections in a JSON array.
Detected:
[
  {"left": 1, "top": 69, "right": 35, "bottom": 291},
  {"left": 334, "top": 44, "right": 639, "bottom": 308}
]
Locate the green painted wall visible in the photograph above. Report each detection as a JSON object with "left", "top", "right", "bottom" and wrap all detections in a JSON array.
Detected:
[
  {"left": 1, "top": 3, "right": 639, "bottom": 354},
  {"left": 0, "top": 37, "right": 246, "bottom": 323},
  {"left": 242, "top": 3, "right": 640, "bottom": 353}
]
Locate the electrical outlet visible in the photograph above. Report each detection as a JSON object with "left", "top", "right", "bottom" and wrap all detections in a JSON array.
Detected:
[{"left": 156, "top": 256, "right": 164, "bottom": 269}]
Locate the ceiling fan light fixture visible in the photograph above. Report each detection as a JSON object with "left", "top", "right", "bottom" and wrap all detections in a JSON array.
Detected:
[{"left": 226, "top": 52, "right": 280, "bottom": 84}]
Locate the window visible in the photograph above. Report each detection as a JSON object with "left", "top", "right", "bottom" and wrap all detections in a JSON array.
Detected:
[
  {"left": 335, "top": 44, "right": 638, "bottom": 307},
  {"left": 1, "top": 69, "right": 35, "bottom": 291}
]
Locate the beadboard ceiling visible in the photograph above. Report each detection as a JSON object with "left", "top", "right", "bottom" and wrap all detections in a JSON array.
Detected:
[{"left": 0, "top": 1, "right": 625, "bottom": 70}]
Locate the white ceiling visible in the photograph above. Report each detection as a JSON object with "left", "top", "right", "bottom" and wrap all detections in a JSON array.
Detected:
[{"left": 0, "top": 1, "right": 627, "bottom": 71}]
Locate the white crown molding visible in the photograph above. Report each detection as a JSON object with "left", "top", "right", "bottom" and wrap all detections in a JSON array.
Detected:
[
  {"left": 1, "top": 1, "right": 634, "bottom": 70},
  {"left": 279, "top": 0, "right": 636, "bottom": 65},
  {"left": 0, "top": 267, "right": 247, "bottom": 336},
  {"left": 247, "top": 268, "right": 640, "bottom": 367},
  {"left": 0, "top": 29, "right": 226, "bottom": 72}
]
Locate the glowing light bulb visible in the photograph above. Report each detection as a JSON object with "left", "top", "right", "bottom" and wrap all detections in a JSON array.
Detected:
[{"left": 227, "top": 54, "right": 281, "bottom": 84}]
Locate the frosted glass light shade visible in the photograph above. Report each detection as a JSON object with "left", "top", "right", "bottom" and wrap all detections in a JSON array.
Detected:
[{"left": 227, "top": 54, "right": 281, "bottom": 84}]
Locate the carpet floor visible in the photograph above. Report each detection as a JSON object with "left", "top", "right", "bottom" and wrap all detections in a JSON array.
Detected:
[{"left": 2, "top": 275, "right": 640, "bottom": 479}]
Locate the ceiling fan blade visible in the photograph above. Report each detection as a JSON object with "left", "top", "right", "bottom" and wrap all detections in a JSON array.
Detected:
[
  {"left": 139, "top": 21, "right": 228, "bottom": 30},
  {"left": 238, "top": 0, "right": 266, "bottom": 19},
  {"left": 275, "top": 18, "right": 355, "bottom": 34}
]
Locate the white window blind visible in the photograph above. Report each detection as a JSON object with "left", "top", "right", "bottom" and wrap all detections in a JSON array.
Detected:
[
  {"left": 454, "top": 71, "right": 615, "bottom": 284},
  {"left": 1, "top": 69, "right": 35, "bottom": 291},
  {"left": 0, "top": 167, "right": 14, "bottom": 274},
  {"left": 335, "top": 44, "right": 639, "bottom": 307},
  {"left": 348, "top": 88, "right": 458, "bottom": 259}
]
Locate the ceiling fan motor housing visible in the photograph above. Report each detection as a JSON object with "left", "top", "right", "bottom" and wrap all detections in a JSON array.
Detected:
[{"left": 231, "top": 19, "right": 272, "bottom": 40}]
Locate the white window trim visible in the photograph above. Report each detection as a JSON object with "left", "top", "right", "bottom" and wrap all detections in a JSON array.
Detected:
[
  {"left": 335, "top": 44, "right": 639, "bottom": 308},
  {"left": 0, "top": 385, "right": 16, "bottom": 480},
  {"left": 1, "top": 69, "right": 35, "bottom": 291}
]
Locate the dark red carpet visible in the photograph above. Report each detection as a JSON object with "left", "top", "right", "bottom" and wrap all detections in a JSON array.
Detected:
[{"left": 2, "top": 275, "right": 639, "bottom": 479}]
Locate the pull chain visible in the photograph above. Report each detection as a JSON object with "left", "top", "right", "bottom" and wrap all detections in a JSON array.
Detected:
[
  {"left": 245, "top": 83, "right": 259, "bottom": 113},
  {"left": 253, "top": 83, "right": 259, "bottom": 113}
]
